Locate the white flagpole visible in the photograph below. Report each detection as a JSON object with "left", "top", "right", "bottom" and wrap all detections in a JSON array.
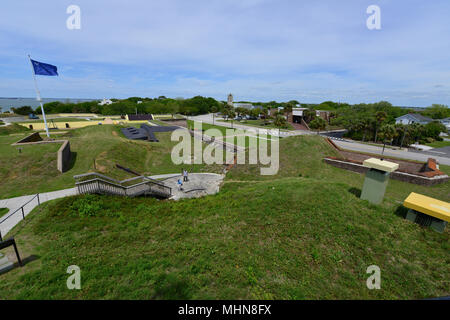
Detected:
[{"left": 28, "top": 54, "right": 50, "bottom": 138}]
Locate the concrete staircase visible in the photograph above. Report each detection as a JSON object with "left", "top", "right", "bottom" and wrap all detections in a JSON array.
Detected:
[{"left": 74, "top": 173, "right": 172, "bottom": 198}]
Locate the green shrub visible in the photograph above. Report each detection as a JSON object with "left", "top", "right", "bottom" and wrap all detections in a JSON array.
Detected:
[{"left": 70, "top": 195, "right": 104, "bottom": 217}]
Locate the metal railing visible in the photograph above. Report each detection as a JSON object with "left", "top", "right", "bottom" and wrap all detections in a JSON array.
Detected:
[
  {"left": 0, "top": 193, "right": 40, "bottom": 241},
  {"left": 73, "top": 173, "right": 172, "bottom": 198}
]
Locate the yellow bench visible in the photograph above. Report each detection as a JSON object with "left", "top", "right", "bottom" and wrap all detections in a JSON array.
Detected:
[{"left": 403, "top": 192, "right": 450, "bottom": 233}]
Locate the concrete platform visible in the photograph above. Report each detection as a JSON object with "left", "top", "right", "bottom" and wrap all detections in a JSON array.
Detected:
[{"left": 163, "top": 173, "right": 224, "bottom": 200}]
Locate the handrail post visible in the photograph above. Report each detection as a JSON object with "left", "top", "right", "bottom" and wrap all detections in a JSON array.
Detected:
[
  {"left": 12, "top": 240, "right": 23, "bottom": 267},
  {"left": 37, "top": 193, "right": 40, "bottom": 206},
  {"left": 0, "top": 230, "right": 2, "bottom": 242},
  {"left": 21, "top": 207, "right": 25, "bottom": 220}
]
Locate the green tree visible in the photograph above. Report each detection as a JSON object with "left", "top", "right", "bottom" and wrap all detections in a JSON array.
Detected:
[
  {"left": 309, "top": 117, "right": 327, "bottom": 134},
  {"left": 303, "top": 108, "right": 316, "bottom": 123},
  {"left": 12, "top": 106, "right": 34, "bottom": 115},
  {"left": 284, "top": 103, "right": 293, "bottom": 120},
  {"left": 261, "top": 108, "right": 269, "bottom": 125},
  {"left": 422, "top": 104, "right": 449, "bottom": 119},
  {"left": 378, "top": 124, "right": 397, "bottom": 156},
  {"left": 374, "top": 111, "right": 388, "bottom": 143},
  {"left": 424, "top": 121, "right": 446, "bottom": 140},
  {"left": 274, "top": 114, "right": 287, "bottom": 128}
]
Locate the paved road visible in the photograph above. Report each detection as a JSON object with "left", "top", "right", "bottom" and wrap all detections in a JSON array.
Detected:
[
  {"left": 192, "top": 114, "right": 450, "bottom": 165},
  {"left": 333, "top": 140, "right": 450, "bottom": 165},
  {"left": 410, "top": 146, "right": 450, "bottom": 158}
]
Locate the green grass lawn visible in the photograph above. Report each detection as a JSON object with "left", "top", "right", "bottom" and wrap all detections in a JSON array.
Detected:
[
  {"left": 218, "top": 119, "right": 293, "bottom": 131},
  {"left": 187, "top": 120, "right": 276, "bottom": 148},
  {"left": 425, "top": 140, "right": 450, "bottom": 148},
  {"left": 0, "top": 125, "right": 222, "bottom": 198},
  {"left": 0, "top": 134, "right": 448, "bottom": 299},
  {"left": 0, "top": 123, "right": 30, "bottom": 136}
]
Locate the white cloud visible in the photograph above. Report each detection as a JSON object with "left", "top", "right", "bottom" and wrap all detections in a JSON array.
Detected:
[{"left": 0, "top": 0, "right": 449, "bottom": 106}]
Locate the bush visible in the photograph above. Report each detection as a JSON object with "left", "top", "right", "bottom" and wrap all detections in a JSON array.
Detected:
[{"left": 70, "top": 195, "right": 104, "bottom": 217}]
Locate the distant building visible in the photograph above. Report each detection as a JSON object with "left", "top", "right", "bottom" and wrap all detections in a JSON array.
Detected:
[
  {"left": 291, "top": 108, "right": 331, "bottom": 122},
  {"left": 234, "top": 103, "right": 255, "bottom": 110},
  {"left": 227, "top": 94, "right": 233, "bottom": 106},
  {"left": 127, "top": 114, "right": 154, "bottom": 121},
  {"left": 395, "top": 113, "right": 433, "bottom": 125},
  {"left": 98, "top": 98, "right": 113, "bottom": 106},
  {"left": 440, "top": 117, "right": 450, "bottom": 132}
]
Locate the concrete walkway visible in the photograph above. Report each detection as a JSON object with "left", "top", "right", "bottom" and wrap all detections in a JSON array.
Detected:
[
  {"left": 0, "top": 172, "right": 224, "bottom": 237},
  {"left": 0, "top": 187, "right": 78, "bottom": 237}
]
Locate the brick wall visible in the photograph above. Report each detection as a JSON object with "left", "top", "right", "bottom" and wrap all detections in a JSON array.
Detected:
[{"left": 324, "top": 158, "right": 449, "bottom": 186}]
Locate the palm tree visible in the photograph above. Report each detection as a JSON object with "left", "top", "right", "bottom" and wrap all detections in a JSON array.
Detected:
[
  {"left": 309, "top": 117, "right": 327, "bottom": 134},
  {"left": 361, "top": 118, "right": 373, "bottom": 142},
  {"left": 261, "top": 108, "right": 269, "bottom": 125},
  {"left": 274, "top": 114, "right": 287, "bottom": 128},
  {"left": 374, "top": 111, "right": 388, "bottom": 143},
  {"left": 284, "top": 103, "right": 293, "bottom": 122},
  {"left": 378, "top": 124, "right": 396, "bottom": 157}
]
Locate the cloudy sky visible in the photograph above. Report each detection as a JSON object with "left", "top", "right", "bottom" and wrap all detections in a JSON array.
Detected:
[{"left": 0, "top": 0, "right": 449, "bottom": 106}]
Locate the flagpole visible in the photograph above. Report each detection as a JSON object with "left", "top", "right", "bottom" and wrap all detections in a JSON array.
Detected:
[{"left": 28, "top": 54, "right": 50, "bottom": 138}]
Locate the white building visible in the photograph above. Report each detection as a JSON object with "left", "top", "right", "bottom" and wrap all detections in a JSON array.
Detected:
[
  {"left": 233, "top": 103, "right": 255, "bottom": 110},
  {"left": 395, "top": 113, "right": 432, "bottom": 125},
  {"left": 440, "top": 117, "right": 450, "bottom": 132},
  {"left": 98, "top": 98, "right": 113, "bottom": 106}
]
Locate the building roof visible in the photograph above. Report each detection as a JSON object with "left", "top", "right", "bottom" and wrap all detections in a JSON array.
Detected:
[
  {"left": 396, "top": 113, "right": 433, "bottom": 123},
  {"left": 233, "top": 103, "right": 254, "bottom": 109},
  {"left": 128, "top": 114, "right": 153, "bottom": 121}
]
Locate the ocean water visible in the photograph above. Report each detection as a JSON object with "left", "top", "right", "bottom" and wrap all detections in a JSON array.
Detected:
[{"left": 0, "top": 97, "right": 97, "bottom": 112}]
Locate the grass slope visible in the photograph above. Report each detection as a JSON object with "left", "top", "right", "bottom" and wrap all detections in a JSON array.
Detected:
[
  {"left": 0, "top": 178, "right": 448, "bottom": 299},
  {"left": 0, "top": 125, "right": 221, "bottom": 198},
  {"left": 0, "top": 123, "right": 30, "bottom": 135},
  {"left": 0, "top": 135, "right": 448, "bottom": 299}
]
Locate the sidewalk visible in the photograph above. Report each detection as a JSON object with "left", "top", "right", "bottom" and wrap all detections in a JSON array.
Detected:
[
  {"left": 0, "top": 187, "right": 78, "bottom": 237},
  {"left": 0, "top": 173, "right": 183, "bottom": 237}
]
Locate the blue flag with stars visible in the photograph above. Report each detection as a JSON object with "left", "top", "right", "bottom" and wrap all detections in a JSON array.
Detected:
[{"left": 31, "top": 59, "right": 58, "bottom": 76}]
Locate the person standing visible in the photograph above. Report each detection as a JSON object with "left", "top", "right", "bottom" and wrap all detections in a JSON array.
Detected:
[{"left": 183, "top": 169, "right": 188, "bottom": 182}]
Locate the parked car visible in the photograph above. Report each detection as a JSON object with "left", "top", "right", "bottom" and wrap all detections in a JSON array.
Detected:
[{"left": 28, "top": 113, "right": 39, "bottom": 119}]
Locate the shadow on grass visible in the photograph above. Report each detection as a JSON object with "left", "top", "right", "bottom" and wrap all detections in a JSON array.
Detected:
[
  {"left": 15, "top": 254, "right": 39, "bottom": 268},
  {"left": 394, "top": 205, "right": 408, "bottom": 219},
  {"left": 152, "top": 273, "right": 192, "bottom": 299},
  {"left": 67, "top": 152, "right": 77, "bottom": 171},
  {"left": 348, "top": 187, "right": 361, "bottom": 198},
  {"left": 0, "top": 255, "right": 40, "bottom": 275}
]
